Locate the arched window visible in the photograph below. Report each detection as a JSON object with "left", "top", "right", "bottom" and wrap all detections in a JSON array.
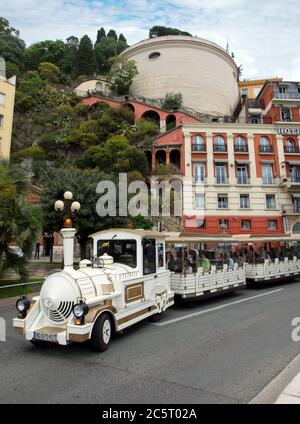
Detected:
[
  {"left": 259, "top": 136, "right": 272, "bottom": 153},
  {"left": 285, "top": 138, "right": 296, "bottom": 153},
  {"left": 213, "top": 135, "right": 226, "bottom": 152},
  {"left": 234, "top": 136, "right": 247, "bottom": 152},
  {"left": 192, "top": 135, "right": 205, "bottom": 151}
]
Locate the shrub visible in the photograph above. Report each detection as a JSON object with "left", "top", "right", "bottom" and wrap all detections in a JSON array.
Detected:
[{"left": 161, "top": 92, "right": 183, "bottom": 111}]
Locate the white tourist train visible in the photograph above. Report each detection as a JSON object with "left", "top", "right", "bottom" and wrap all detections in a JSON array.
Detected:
[
  {"left": 13, "top": 228, "right": 300, "bottom": 351},
  {"left": 13, "top": 228, "right": 174, "bottom": 351}
]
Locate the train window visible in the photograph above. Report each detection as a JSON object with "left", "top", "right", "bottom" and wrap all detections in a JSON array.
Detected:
[
  {"left": 158, "top": 242, "right": 164, "bottom": 268},
  {"left": 143, "top": 239, "right": 156, "bottom": 275},
  {"left": 97, "top": 240, "right": 137, "bottom": 268}
]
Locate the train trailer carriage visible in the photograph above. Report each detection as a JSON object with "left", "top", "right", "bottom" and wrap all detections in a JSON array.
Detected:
[
  {"left": 13, "top": 228, "right": 174, "bottom": 351},
  {"left": 165, "top": 235, "right": 247, "bottom": 301},
  {"left": 235, "top": 235, "right": 300, "bottom": 284}
]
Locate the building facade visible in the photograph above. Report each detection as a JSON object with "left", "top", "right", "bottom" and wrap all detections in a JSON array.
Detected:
[
  {"left": 79, "top": 36, "right": 300, "bottom": 238},
  {"left": 0, "top": 58, "right": 16, "bottom": 160}
]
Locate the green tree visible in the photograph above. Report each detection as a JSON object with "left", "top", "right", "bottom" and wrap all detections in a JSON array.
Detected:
[
  {"left": 77, "top": 135, "right": 148, "bottom": 175},
  {"left": 26, "top": 40, "right": 67, "bottom": 70},
  {"left": 0, "top": 17, "right": 26, "bottom": 76},
  {"left": 131, "top": 214, "right": 153, "bottom": 230},
  {"left": 40, "top": 167, "right": 127, "bottom": 257},
  {"left": 78, "top": 35, "right": 96, "bottom": 76},
  {"left": 161, "top": 92, "right": 183, "bottom": 111},
  {"left": 38, "top": 62, "right": 61, "bottom": 83},
  {"left": 0, "top": 160, "right": 42, "bottom": 281},
  {"left": 107, "top": 29, "right": 118, "bottom": 40},
  {"left": 96, "top": 28, "right": 106, "bottom": 43},
  {"left": 107, "top": 56, "right": 138, "bottom": 95},
  {"left": 94, "top": 36, "right": 118, "bottom": 74},
  {"left": 0, "top": 17, "right": 20, "bottom": 37},
  {"left": 149, "top": 26, "right": 192, "bottom": 38},
  {"left": 117, "top": 33, "right": 128, "bottom": 53},
  {"left": 61, "top": 36, "right": 79, "bottom": 76}
]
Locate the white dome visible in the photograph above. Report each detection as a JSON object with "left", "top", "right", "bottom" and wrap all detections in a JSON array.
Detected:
[{"left": 121, "top": 35, "right": 240, "bottom": 116}]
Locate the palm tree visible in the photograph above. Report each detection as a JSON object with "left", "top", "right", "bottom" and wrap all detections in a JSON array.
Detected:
[{"left": 0, "top": 160, "right": 42, "bottom": 281}]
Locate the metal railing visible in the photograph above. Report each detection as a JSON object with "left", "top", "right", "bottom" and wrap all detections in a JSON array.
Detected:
[
  {"left": 213, "top": 145, "right": 227, "bottom": 152},
  {"left": 234, "top": 145, "right": 248, "bottom": 152},
  {"left": 290, "top": 175, "right": 300, "bottom": 183},
  {"left": 284, "top": 146, "right": 300, "bottom": 153},
  {"left": 193, "top": 177, "right": 206, "bottom": 184},
  {"left": 259, "top": 145, "right": 273, "bottom": 153},
  {"left": 215, "top": 177, "right": 229, "bottom": 184},
  {"left": 262, "top": 178, "right": 275, "bottom": 185},
  {"left": 236, "top": 177, "right": 251, "bottom": 185},
  {"left": 192, "top": 144, "right": 206, "bottom": 152},
  {"left": 274, "top": 92, "right": 300, "bottom": 100}
]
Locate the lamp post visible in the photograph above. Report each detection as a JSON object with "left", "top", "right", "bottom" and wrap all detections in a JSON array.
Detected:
[
  {"left": 54, "top": 191, "right": 81, "bottom": 269},
  {"left": 54, "top": 191, "right": 81, "bottom": 228}
]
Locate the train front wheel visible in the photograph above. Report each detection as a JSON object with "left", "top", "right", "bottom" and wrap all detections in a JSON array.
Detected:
[{"left": 91, "top": 313, "right": 112, "bottom": 352}]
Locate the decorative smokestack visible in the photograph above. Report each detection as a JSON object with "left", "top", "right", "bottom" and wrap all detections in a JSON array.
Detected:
[{"left": 60, "top": 228, "right": 76, "bottom": 269}]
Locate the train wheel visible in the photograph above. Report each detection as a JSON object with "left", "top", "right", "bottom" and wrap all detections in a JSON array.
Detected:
[
  {"left": 91, "top": 313, "right": 112, "bottom": 352},
  {"left": 149, "top": 311, "right": 164, "bottom": 322}
]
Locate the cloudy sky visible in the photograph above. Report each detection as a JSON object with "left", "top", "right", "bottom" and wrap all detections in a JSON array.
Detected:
[{"left": 1, "top": 0, "right": 300, "bottom": 80}]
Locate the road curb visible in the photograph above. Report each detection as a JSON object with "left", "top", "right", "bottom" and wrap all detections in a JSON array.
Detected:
[
  {"left": 250, "top": 353, "right": 300, "bottom": 404},
  {"left": 275, "top": 371, "right": 300, "bottom": 403}
]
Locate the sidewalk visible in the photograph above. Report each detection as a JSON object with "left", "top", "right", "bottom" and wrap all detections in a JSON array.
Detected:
[{"left": 275, "top": 371, "right": 300, "bottom": 403}]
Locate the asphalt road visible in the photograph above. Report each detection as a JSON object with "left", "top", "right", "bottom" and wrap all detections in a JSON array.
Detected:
[{"left": 1, "top": 281, "right": 300, "bottom": 404}]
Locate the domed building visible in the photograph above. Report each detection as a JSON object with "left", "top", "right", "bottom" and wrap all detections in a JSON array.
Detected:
[{"left": 120, "top": 35, "right": 240, "bottom": 116}]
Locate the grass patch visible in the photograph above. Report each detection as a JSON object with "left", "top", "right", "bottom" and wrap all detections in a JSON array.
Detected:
[{"left": 0, "top": 279, "right": 43, "bottom": 299}]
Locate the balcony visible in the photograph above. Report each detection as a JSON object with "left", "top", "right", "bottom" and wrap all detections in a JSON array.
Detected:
[
  {"left": 259, "top": 145, "right": 273, "bottom": 153},
  {"left": 262, "top": 177, "right": 275, "bottom": 185},
  {"left": 213, "top": 144, "right": 227, "bottom": 152},
  {"left": 294, "top": 206, "right": 300, "bottom": 213},
  {"left": 236, "top": 177, "right": 250, "bottom": 185},
  {"left": 215, "top": 177, "right": 229, "bottom": 185},
  {"left": 192, "top": 143, "right": 206, "bottom": 152},
  {"left": 193, "top": 177, "right": 206, "bottom": 185},
  {"left": 290, "top": 175, "right": 300, "bottom": 183},
  {"left": 234, "top": 144, "right": 248, "bottom": 153},
  {"left": 274, "top": 91, "right": 300, "bottom": 100},
  {"left": 284, "top": 146, "right": 300, "bottom": 154}
]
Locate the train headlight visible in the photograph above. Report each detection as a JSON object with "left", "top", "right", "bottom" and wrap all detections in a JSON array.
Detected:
[
  {"left": 73, "top": 301, "right": 89, "bottom": 324},
  {"left": 16, "top": 296, "right": 31, "bottom": 318}
]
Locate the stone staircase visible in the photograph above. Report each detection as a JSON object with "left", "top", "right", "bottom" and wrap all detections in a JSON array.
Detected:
[{"left": 152, "top": 216, "right": 183, "bottom": 232}]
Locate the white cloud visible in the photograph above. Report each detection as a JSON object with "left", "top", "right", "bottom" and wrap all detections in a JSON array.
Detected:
[{"left": 1, "top": 0, "right": 300, "bottom": 80}]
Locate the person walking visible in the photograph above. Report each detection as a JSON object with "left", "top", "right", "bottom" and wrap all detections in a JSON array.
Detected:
[{"left": 34, "top": 241, "right": 41, "bottom": 260}]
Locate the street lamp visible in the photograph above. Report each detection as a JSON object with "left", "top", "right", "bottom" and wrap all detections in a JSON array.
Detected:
[{"left": 54, "top": 191, "right": 81, "bottom": 228}]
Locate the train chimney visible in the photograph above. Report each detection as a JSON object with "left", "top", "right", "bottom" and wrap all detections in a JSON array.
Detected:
[{"left": 60, "top": 228, "right": 76, "bottom": 269}]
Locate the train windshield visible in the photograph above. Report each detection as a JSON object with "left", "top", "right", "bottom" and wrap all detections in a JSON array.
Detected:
[{"left": 97, "top": 239, "right": 137, "bottom": 268}]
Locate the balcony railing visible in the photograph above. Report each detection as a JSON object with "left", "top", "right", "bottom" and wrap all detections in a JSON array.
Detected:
[
  {"left": 290, "top": 175, "right": 300, "bottom": 183},
  {"left": 215, "top": 177, "right": 229, "bottom": 184},
  {"left": 213, "top": 144, "right": 227, "bottom": 152},
  {"left": 193, "top": 177, "right": 206, "bottom": 184},
  {"left": 192, "top": 143, "right": 206, "bottom": 152},
  {"left": 236, "top": 177, "right": 250, "bottom": 185},
  {"left": 294, "top": 206, "right": 300, "bottom": 213},
  {"left": 259, "top": 145, "right": 273, "bottom": 153},
  {"left": 284, "top": 146, "right": 300, "bottom": 154},
  {"left": 234, "top": 144, "right": 248, "bottom": 152},
  {"left": 262, "top": 177, "right": 275, "bottom": 185},
  {"left": 274, "top": 91, "right": 300, "bottom": 100}
]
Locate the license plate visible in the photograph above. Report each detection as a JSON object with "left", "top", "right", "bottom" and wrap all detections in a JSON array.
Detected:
[{"left": 33, "top": 332, "right": 58, "bottom": 343}]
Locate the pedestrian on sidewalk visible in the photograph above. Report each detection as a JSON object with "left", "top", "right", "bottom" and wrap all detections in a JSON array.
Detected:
[{"left": 34, "top": 241, "right": 41, "bottom": 260}]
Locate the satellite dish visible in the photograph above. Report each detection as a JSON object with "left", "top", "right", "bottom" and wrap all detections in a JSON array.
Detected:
[{"left": 0, "top": 57, "right": 6, "bottom": 79}]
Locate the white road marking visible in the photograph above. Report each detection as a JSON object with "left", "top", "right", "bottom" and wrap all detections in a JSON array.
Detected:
[{"left": 154, "top": 288, "right": 284, "bottom": 327}]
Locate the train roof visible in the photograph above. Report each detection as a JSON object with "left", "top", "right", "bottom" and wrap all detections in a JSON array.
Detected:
[{"left": 89, "top": 228, "right": 180, "bottom": 239}]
